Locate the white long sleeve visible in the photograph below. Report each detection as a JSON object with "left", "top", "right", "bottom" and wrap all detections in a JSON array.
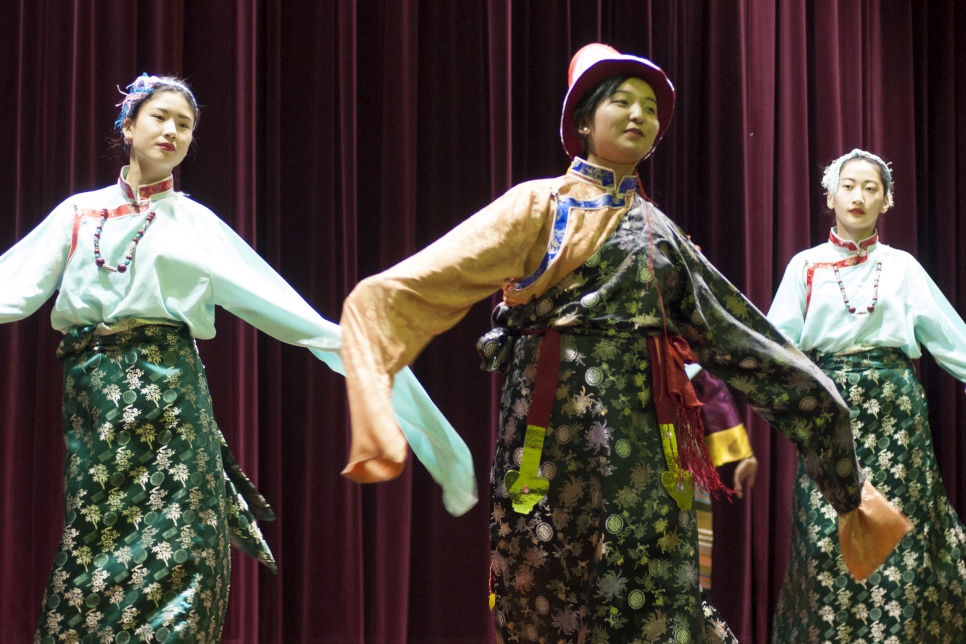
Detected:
[
  {"left": 0, "top": 173, "right": 477, "bottom": 515},
  {"left": 768, "top": 234, "right": 966, "bottom": 382}
]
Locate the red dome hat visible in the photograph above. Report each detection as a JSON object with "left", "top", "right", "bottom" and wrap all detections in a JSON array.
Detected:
[{"left": 560, "top": 43, "right": 675, "bottom": 160}]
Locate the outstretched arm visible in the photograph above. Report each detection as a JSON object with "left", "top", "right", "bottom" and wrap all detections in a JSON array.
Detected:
[
  {"left": 0, "top": 203, "right": 72, "bottom": 323},
  {"left": 666, "top": 222, "right": 909, "bottom": 578},
  {"left": 207, "top": 213, "right": 481, "bottom": 515},
  {"left": 340, "top": 183, "right": 553, "bottom": 493}
]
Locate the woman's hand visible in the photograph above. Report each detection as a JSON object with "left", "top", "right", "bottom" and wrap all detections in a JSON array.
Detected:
[{"left": 733, "top": 455, "right": 758, "bottom": 498}]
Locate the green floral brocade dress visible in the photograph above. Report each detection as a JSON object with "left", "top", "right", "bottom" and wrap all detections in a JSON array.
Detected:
[
  {"left": 35, "top": 323, "right": 274, "bottom": 644},
  {"left": 7, "top": 171, "right": 475, "bottom": 642},
  {"left": 768, "top": 234, "right": 966, "bottom": 643},
  {"left": 478, "top": 181, "right": 863, "bottom": 643},
  {"left": 772, "top": 349, "right": 966, "bottom": 643}
]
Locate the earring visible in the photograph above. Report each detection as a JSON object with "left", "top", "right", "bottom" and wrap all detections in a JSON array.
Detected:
[
  {"left": 124, "top": 138, "right": 132, "bottom": 146},
  {"left": 580, "top": 127, "right": 590, "bottom": 134}
]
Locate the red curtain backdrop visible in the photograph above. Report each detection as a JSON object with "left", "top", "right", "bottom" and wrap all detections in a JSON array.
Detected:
[{"left": 1, "top": 2, "right": 964, "bottom": 642}]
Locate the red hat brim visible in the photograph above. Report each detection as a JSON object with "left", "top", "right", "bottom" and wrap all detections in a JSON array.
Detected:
[{"left": 560, "top": 54, "right": 675, "bottom": 160}]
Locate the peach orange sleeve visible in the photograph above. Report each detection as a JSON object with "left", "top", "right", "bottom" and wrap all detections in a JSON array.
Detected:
[
  {"left": 837, "top": 481, "right": 912, "bottom": 580},
  {"left": 339, "top": 183, "right": 554, "bottom": 483}
]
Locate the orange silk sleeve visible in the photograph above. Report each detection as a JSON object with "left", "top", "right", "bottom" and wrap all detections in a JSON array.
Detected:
[{"left": 339, "top": 182, "right": 555, "bottom": 482}]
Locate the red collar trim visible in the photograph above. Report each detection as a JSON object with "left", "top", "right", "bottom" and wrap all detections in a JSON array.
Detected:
[
  {"left": 829, "top": 228, "right": 878, "bottom": 255},
  {"left": 118, "top": 169, "right": 174, "bottom": 202}
]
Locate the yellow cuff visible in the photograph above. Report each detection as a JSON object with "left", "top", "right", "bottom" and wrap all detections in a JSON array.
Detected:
[{"left": 704, "top": 424, "right": 753, "bottom": 467}]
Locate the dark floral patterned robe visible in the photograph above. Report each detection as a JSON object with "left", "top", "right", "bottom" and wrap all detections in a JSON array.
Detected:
[
  {"left": 342, "top": 159, "right": 865, "bottom": 644},
  {"left": 478, "top": 184, "right": 862, "bottom": 643}
]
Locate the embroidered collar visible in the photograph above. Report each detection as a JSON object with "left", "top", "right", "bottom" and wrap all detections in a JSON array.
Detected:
[
  {"left": 568, "top": 158, "right": 638, "bottom": 195},
  {"left": 118, "top": 166, "right": 175, "bottom": 203},
  {"left": 829, "top": 227, "right": 878, "bottom": 256}
]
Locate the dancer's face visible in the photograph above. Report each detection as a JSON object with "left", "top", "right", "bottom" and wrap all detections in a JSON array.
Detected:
[
  {"left": 828, "top": 159, "right": 889, "bottom": 242},
  {"left": 583, "top": 78, "right": 660, "bottom": 174},
  {"left": 123, "top": 91, "right": 195, "bottom": 184}
]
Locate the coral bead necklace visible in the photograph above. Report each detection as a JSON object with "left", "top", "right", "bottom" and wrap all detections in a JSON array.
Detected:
[
  {"left": 94, "top": 208, "right": 157, "bottom": 273},
  {"left": 832, "top": 261, "right": 881, "bottom": 314}
]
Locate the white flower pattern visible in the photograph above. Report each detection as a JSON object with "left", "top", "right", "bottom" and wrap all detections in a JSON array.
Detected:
[
  {"left": 35, "top": 325, "right": 275, "bottom": 642},
  {"left": 773, "top": 350, "right": 966, "bottom": 642}
]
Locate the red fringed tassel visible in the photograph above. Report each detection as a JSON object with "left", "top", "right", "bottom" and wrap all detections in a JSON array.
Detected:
[
  {"left": 648, "top": 334, "right": 733, "bottom": 500},
  {"left": 673, "top": 400, "right": 732, "bottom": 500}
]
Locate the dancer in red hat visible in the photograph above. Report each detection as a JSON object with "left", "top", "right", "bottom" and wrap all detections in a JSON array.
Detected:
[{"left": 341, "top": 45, "right": 907, "bottom": 643}]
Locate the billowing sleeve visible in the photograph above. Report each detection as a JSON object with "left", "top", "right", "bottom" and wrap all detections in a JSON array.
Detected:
[
  {"left": 910, "top": 260, "right": 966, "bottom": 382},
  {"left": 340, "top": 183, "right": 553, "bottom": 488},
  {"left": 0, "top": 203, "right": 73, "bottom": 322},
  {"left": 665, "top": 230, "right": 909, "bottom": 578},
  {"left": 206, "top": 215, "right": 479, "bottom": 515},
  {"left": 663, "top": 233, "right": 861, "bottom": 513},
  {"left": 767, "top": 255, "right": 808, "bottom": 345},
  {"left": 207, "top": 216, "right": 342, "bottom": 353}
]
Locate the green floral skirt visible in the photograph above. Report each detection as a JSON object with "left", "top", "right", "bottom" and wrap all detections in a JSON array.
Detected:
[
  {"left": 34, "top": 322, "right": 274, "bottom": 644},
  {"left": 773, "top": 347, "right": 966, "bottom": 643}
]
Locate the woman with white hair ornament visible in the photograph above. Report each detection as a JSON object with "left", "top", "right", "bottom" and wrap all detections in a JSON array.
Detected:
[
  {"left": 0, "top": 74, "right": 474, "bottom": 643},
  {"left": 769, "top": 148, "right": 966, "bottom": 643}
]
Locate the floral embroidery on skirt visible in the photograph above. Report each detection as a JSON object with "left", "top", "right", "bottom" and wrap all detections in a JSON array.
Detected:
[
  {"left": 483, "top": 201, "right": 737, "bottom": 643},
  {"left": 35, "top": 323, "right": 274, "bottom": 644},
  {"left": 490, "top": 333, "right": 734, "bottom": 644},
  {"left": 773, "top": 347, "right": 966, "bottom": 643}
]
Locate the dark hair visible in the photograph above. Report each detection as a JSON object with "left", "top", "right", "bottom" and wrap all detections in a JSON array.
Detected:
[
  {"left": 111, "top": 75, "right": 200, "bottom": 157},
  {"left": 571, "top": 74, "right": 631, "bottom": 157},
  {"left": 115, "top": 75, "right": 200, "bottom": 130},
  {"left": 822, "top": 149, "right": 895, "bottom": 210}
]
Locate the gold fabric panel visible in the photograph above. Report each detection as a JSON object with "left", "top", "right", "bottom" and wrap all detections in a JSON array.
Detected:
[{"left": 703, "top": 424, "right": 753, "bottom": 467}]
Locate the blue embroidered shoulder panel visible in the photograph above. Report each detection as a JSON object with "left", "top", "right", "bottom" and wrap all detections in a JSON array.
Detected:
[{"left": 514, "top": 190, "right": 633, "bottom": 290}]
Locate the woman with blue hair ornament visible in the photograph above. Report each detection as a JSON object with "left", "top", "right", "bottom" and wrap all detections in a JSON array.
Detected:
[{"left": 1, "top": 74, "right": 475, "bottom": 642}]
